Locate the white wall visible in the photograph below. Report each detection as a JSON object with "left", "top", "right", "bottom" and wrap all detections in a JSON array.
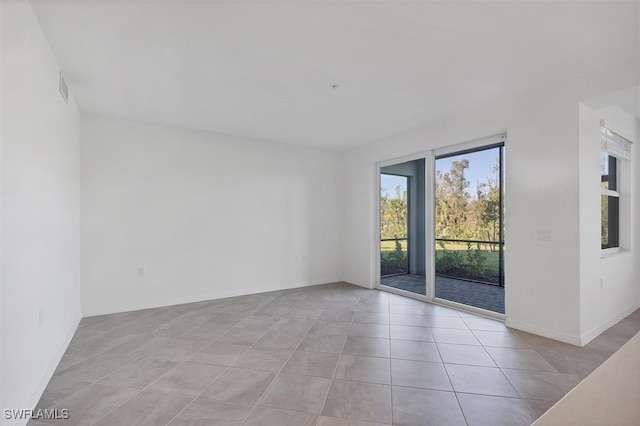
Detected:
[
  {"left": 342, "top": 65, "right": 639, "bottom": 345},
  {"left": 1, "top": 1, "right": 82, "bottom": 422},
  {"left": 81, "top": 114, "right": 344, "bottom": 316},
  {"left": 579, "top": 103, "right": 640, "bottom": 344}
]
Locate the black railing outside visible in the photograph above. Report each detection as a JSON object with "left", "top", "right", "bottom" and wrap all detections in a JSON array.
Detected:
[
  {"left": 435, "top": 238, "right": 504, "bottom": 286},
  {"left": 381, "top": 237, "right": 505, "bottom": 286}
]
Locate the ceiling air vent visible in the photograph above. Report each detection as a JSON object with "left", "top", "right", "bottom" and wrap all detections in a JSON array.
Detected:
[{"left": 59, "top": 71, "right": 69, "bottom": 104}]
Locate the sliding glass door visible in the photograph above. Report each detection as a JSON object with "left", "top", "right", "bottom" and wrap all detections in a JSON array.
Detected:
[
  {"left": 380, "top": 173, "right": 409, "bottom": 276},
  {"left": 376, "top": 137, "right": 506, "bottom": 316},
  {"left": 379, "top": 159, "right": 426, "bottom": 296},
  {"left": 434, "top": 144, "right": 505, "bottom": 313}
]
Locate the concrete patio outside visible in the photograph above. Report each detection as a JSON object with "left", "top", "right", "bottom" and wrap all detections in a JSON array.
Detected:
[{"left": 380, "top": 274, "right": 505, "bottom": 314}]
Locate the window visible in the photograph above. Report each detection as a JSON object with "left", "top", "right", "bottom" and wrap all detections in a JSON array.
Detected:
[
  {"left": 601, "top": 152, "right": 619, "bottom": 249},
  {"left": 600, "top": 126, "right": 632, "bottom": 251}
]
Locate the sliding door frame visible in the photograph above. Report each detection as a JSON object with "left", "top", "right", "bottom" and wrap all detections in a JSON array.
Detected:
[
  {"left": 374, "top": 151, "right": 433, "bottom": 302},
  {"left": 431, "top": 133, "right": 506, "bottom": 319},
  {"left": 374, "top": 133, "right": 506, "bottom": 320}
]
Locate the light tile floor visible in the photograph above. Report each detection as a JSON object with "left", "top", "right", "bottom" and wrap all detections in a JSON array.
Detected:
[{"left": 31, "top": 282, "right": 640, "bottom": 426}]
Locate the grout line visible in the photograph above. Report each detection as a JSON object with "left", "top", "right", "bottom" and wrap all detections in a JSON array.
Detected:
[
  {"left": 163, "top": 297, "right": 281, "bottom": 426},
  {"left": 86, "top": 301, "right": 248, "bottom": 426},
  {"left": 315, "top": 290, "right": 363, "bottom": 426},
  {"left": 238, "top": 292, "right": 333, "bottom": 425},
  {"left": 84, "top": 341, "right": 188, "bottom": 422},
  {"left": 47, "top": 285, "right": 639, "bottom": 426},
  {"left": 97, "top": 291, "right": 453, "bottom": 425},
  {"left": 441, "top": 357, "right": 468, "bottom": 426},
  {"left": 91, "top": 297, "right": 277, "bottom": 426},
  {"left": 163, "top": 395, "right": 198, "bottom": 426}
]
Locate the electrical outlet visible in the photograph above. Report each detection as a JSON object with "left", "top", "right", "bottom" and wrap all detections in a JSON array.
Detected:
[
  {"left": 38, "top": 307, "right": 44, "bottom": 326},
  {"left": 600, "top": 277, "right": 604, "bottom": 289},
  {"left": 137, "top": 267, "right": 145, "bottom": 277}
]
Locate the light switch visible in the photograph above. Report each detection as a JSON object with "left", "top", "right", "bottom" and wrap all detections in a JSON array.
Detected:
[{"left": 538, "top": 229, "right": 551, "bottom": 241}]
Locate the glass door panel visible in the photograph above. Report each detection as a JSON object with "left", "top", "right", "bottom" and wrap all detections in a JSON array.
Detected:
[
  {"left": 434, "top": 145, "right": 504, "bottom": 313},
  {"left": 379, "top": 159, "right": 426, "bottom": 296}
]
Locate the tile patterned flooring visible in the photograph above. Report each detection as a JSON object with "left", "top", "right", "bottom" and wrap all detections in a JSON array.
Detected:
[
  {"left": 31, "top": 282, "right": 640, "bottom": 426},
  {"left": 380, "top": 274, "right": 505, "bottom": 314}
]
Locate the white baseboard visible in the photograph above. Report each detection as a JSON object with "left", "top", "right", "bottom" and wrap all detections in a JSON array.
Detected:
[
  {"left": 506, "top": 319, "right": 583, "bottom": 346},
  {"left": 347, "top": 281, "right": 373, "bottom": 290},
  {"left": 579, "top": 302, "right": 640, "bottom": 346},
  {"left": 81, "top": 279, "right": 346, "bottom": 317},
  {"left": 18, "top": 313, "right": 82, "bottom": 426}
]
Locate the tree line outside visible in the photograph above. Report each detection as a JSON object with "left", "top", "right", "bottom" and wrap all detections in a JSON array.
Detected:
[
  {"left": 381, "top": 152, "right": 503, "bottom": 283},
  {"left": 380, "top": 181, "right": 409, "bottom": 275}
]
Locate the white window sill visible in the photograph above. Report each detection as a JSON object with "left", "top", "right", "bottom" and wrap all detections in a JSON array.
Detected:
[{"left": 601, "top": 248, "right": 630, "bottom": 259}]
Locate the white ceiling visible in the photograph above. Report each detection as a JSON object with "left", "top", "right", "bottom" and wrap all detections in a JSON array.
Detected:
[{"left": 31, "top": 1, "right": 639, "bottom": 149}]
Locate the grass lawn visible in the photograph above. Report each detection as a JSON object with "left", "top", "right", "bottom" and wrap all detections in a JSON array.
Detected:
[
  {"left": 380, "top": 239, "right": 408, "bottom": 252},
  {"left": 381, "top": 240, "right": 499, "bottom": 273},
  {"left": 435, "top": 242, "right": 500, "bottom": 272}
]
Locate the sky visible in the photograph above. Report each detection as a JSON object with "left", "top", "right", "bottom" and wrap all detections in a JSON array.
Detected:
[
  {"left": 435, "top": 148, "right": 500, "bottom": 197},
  {"left": 380, "top": 174, "right": 407, "bottom": 199},
  {"left": 380, "top": 147, "right": 501, "bottom": 199}
]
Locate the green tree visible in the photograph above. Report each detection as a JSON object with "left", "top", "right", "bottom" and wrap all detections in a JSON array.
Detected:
[
  {"left": 475, "top": 159, "right": 501, "bottom": 250},
  {"left": 435, "top": 154, "right": 502, "bottom": 283},
  {"left": 435, "top": 159, "right": 470, "bottom": 239},
  {"left": 380, "top": 185, "right": 407, "bottom": 240},
  {"left": 380, "top": 184, "right": 408, "bottom": 275}
]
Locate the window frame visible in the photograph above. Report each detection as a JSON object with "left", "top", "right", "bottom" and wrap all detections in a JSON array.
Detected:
[{"left": 601, "top": 152, "right": 620, "bottom": 252}]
